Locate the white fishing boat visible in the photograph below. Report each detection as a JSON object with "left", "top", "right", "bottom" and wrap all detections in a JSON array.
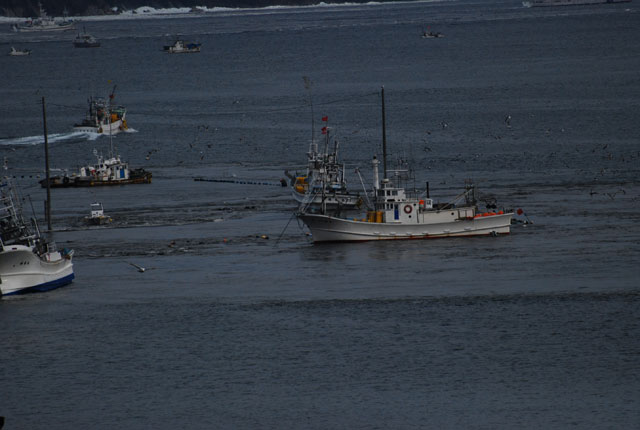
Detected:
[
  {"left": 165, "top": 40, "right": 201, "bottom": 53},
  {"left": 0, "top": 179, "right": 74, "bottom": 296},
  {"left": 73, "top": 89, "right": 127, "bottom": 135},
  {"left": 297, "top": 88, "right": 513, "bottom": 243},
  {"left": 85, "top": 202, "right": 111, "bottom": 225},
  {"left": 73, "top": 28, "right": 100, "bottom": 48},
  {"left": 11, "top": 2, "right": 74, "bottom": 32},
  {"left": 289, "top": 123, "right": 365, "bottom": 212},
  {"left": 8, "top": 47, "right": 31, "bottom": 56}
]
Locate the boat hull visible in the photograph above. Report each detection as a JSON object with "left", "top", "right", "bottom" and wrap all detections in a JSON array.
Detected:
[
  {"left": 168, "top": 48, "right": 200, "bottom": 53},
  {"left": 74, "top": 42, "right": 100, "bottom": 48},
  {"left": 86, "top": 216, "right": 111, "bottom": 225},
  {"left": 298, "top": 212, "right": 512, "bottom": 242},
  {"left": 0, "top": 246, "right": 74, "bottom": 296},
  {"left": 13, "top": 24, "right": 74, "bottom": 32},
  {"left": 73, "top": 118, "right": 124, "bottom": 135},
  {"left": 167, "top": 42, "right": 201, "bottom": 53},
  {"left": 40, "top": 171, "right": 152, "bottom": 188}
]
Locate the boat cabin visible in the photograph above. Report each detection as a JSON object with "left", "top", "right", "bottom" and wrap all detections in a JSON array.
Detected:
[
  {"left": 80, "top": 156, "right": 130, "bottom": 181},
  {"left": 374, "top": 179, "right": 433, "bottom": 223},
  {"left": 90, "top": 203, "right": 104, "bottom": 218}
]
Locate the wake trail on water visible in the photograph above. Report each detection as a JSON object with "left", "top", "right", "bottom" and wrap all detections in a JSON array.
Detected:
[{"left": 0, "top": 131, "right": 108, "bottom": 146}]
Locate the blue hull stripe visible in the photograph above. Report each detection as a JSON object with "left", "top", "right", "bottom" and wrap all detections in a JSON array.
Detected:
[{"left": 4, "top": 273, "right": 75, "bottom": 296}]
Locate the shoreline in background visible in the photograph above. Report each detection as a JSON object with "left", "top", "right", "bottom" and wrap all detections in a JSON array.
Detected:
[{"left": 0, "top": 0, "right": 432, "bottom": 20}]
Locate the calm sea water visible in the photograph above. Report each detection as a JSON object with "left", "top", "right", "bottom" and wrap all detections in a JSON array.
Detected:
[{"left": 1, "top": 0, "right": 639, "bottom": 428}]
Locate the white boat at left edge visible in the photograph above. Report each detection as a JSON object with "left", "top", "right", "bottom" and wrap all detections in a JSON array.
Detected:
[{"left": 0, "top": 179, "right": 74, "bottom": 296}]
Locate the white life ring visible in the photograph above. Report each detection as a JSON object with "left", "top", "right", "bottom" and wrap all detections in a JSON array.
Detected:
[{"left": 404, "top": 205, "right": 413, "bottom": 214}]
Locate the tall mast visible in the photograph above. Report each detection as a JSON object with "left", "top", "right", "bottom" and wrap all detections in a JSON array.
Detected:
[
  {"left": 303, "top": 76, "right": 315, "bottom": 149},
  {"left": 108, "top": 104, "right": 113, "bottom": 158},
  {"left": 108, "top": 97, "right": 114, "bottom": 158},
  {"left": 381, "top": 86, "right": 388, "bottom": 180},
  {"left": 323, "top": 122, "right": 329, "bottom": 157},
  {"left": 42, "top": 96, "right": 52, "bottom": 231},
  {"left": 108, "top": 85, "right": 117, "bottom": 158}
]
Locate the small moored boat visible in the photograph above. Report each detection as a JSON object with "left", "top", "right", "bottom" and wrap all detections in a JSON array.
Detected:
[
  {"left": 422, "top": 29, "right": 444, "bottom": 38},
  {"left": 85, "top": 202, "right": 112, "bottom": 225},
  {"left": 9, "top": 47, "right": 31, "bottom": 56},
  {"left": 73, "top": 28, "right": 100, "bottom": 48},
  {"left": 164, "top": 39, "right": 201, "bottom": 54}
]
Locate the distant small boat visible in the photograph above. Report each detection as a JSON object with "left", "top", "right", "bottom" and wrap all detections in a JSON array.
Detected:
[
  {"left": 8, "top": 46, "right": 31, "bottom": 56},
  {"left": 85, "top": 202, "right": 112, "bottom": 225},
  {"left": 11, "top": 2, "right": 74, "bottom": 32},
  {"left": 422, "top": 29, "right": 444, "bottom": 39},
  {"left": 73, "top": 29, "right": 100, "bottom": 48},
  {"left": 164, "top": 40, "right": 201, "bottom": 54}
]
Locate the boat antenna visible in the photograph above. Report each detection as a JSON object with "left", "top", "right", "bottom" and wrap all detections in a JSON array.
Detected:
[
  {"left": 323, "top": 121, "right": 329, "bottom": 157},
  {"left": 108, "top": 88, "right": 115, "bottom": 158},
  {"left": 303, "top": 76, "right": 315, "bottom": 147},
  {"left": 381, "top": 86, "right": 388, "bottom": 180},
  {"left": 41, "top": 96, "right": 52, "bottom": 231}
]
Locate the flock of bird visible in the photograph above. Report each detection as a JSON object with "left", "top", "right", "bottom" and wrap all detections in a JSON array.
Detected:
[{"left": 422, "top": 113, "right": 637, "bottom": 202}]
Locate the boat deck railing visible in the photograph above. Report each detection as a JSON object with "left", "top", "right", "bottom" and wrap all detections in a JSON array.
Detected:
[
  {"left": 46, "top": 241, "right": 57, "bottom": 253},
  {"left": 0, "top": 195, "right": 19, "bottom": 222}
]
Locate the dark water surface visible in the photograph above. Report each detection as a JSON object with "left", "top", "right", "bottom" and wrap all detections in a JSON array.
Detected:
[{"left": 1, "top": 0, "right": 639, "bottom": 428}]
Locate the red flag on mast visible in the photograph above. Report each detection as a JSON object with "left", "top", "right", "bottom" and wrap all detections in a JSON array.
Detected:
[
  {"left": 321, "top": 126, "right": 328, "bottom": 134},
  {"left": 321, "top": 116, "right": 328, "bottom": 122}
]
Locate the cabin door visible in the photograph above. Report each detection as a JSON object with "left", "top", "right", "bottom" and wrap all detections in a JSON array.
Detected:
[{"left": 458, "top": 209, "right": 473, "bottom": 219}]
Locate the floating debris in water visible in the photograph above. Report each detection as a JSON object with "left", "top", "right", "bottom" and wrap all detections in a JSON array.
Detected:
[{"left": 128, "top": 262, "right": 146, "bottom": 272}]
